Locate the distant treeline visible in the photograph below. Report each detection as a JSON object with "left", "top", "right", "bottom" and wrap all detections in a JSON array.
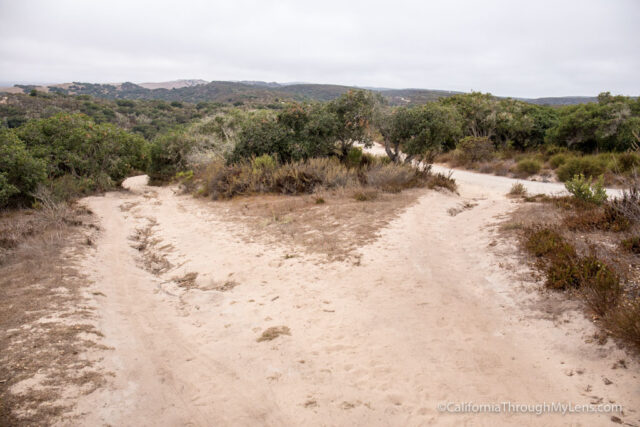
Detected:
[
  {"left": 6, "top": 80, "right": 612, "bottom": 106},
  {"left": 1, "top": 89, "right": 639, "bottom": 209}
]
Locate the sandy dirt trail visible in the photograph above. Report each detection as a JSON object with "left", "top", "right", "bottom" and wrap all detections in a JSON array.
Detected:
[{"left": 71, "top": 170, "right": 639, "bottom": 426}]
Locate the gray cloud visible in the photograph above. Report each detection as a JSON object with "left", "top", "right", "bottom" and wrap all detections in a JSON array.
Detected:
[{"left": 0, "top": 0, "right": 638, "bottom": 97}]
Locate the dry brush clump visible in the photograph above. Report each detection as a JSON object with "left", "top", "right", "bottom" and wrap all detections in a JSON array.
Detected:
[
  {"left": 514, "top": 179, "right": 640, "bottom": 351},
  {"left": 508, "top": 182, "right": 527, "bottom": 197},
  {"left": 188, "top": 154, "right": 442, "bottom": 200},
  {"left": 522, "top": 227, "right": 635, "bottom": 343}
]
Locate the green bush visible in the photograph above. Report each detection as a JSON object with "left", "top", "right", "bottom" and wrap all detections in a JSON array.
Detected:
[
  {"left": 16, "top": 113, "right": 148, "bottom": 186},
  {"left": 545, "top": 255, "right": 581, "bottom": 290},
  {"left": 345, "top": 146, "right": 363, "bottom": 168},
  {"left": 544, "top": 94, "right": 640, "bottom": 152},
  {"left": 149, "top": 128, "right": 198, "bottom": 180},
  {"left": 544, "top": 145, "right": 567, "bottom": 156},
  {"left": 0, "top": 128, "right": 47, "bottom": 207},
  {"left": 0, "top": 174, "right": 18, "bottom": 207},
  {"left": 549, "top": 153, "right": 567, "bottom": 169},
  {"left": 47, "top": 174, "right": 103, "bottom": 201},
  {"left": 616, "top": 152, "right": 640, "bottom": 172},
  {"left": 525, "top": 228, "right": 572, "bottom": 257},
  {"left": 456, "top": 136, "right": 494, "bottom": 163},
  {"left": 556, "top": 156, "right": 608, "bottom": 181},
  {"left": 524, "top": 228, "right": 580, "bottom": 289},
  {"left": 251, "top": 154, "right": 277, "bottom": 172},
  {"left": 523, "top": 227, "right": 623, "bottom": 315},
  {"left": 579, "top": 256, "right": 621, "bottom": 316},
  {"left": 564, "top": 174, "right": 607, "bottom": 205},
  {"left": 230, "top": 97, "right": 372, "bottom": 163},
  {"left": 516, "top": 158, "right": 542, "bottom": 176}
]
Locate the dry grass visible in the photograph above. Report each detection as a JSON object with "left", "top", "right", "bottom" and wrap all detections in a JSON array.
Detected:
[
  {"left": 427, "top": 172, "right": 458, "bottom": 193},
  {"left": 508, "top": 182, "right": 527, "bottom": 197},
  {"left": 186, "top": 157, "right": 453, "bottom": 262},
  {"left": 185, "top": 157, "right": 451, "bottom": 262},
  {"left": 190, "top": 157, "right": 431, "bottom": 200},
  {"left": 174, "top": 272, "right": 199, "bottom": 288},
  {"left": 256, "top": 326, "right": 291, "bottom": 342},
  {"left": 212, "top": 280, "right": 239, "bottom": 292},
  {"left": 0, "top": 204, "right": 104, "bottom": 425},
  {"left": 353, "top": 190, "right": 378, "bottom": 201}
]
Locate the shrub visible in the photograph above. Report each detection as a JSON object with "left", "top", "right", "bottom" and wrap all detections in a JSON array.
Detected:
[
  {"left": 545, "top": 255, "right": 581, "bottom": 290},
  {"left": 252, "top": 154, "right": 277, "bottom": 172},
  {"left": 345, "top": 146, "right": 363, "bottom": 168},
  {"left": 149, "top": 129, "right": 198, "bottom": 181},
  {"left": 606, "top": 298, "right": 640, "bottom": 350},
  {"left": 175, "top": 170, "right": 194, "bottom": 185},
  {"left": 364, "top": 163, "right": 427, "bottom": 192},
  {"left": 579, "top": 256, "right": 622, "bottom": 316},
  {"left": 611, "top": 179, "right": 640, "bottom": 225},
  {"left": 456, "top": 136, "right": 494, "bottom": 163},
  {"left": 556, "top": 156, "right": 608, "bottom": 181},
  {"left": 523, "top": 228, "right": 623, "bottom": 315},
  {"left": 297, "top": 157, "right": 355, "bottom": 188},
  {"left": 601, "top": 203, "right": 631, "bottom": 231},
  {"left": 524, "top": 228, "right": 580, "bottom": 289},
  {"left": 616, "top": 152, "right": 640, "bottom": 173},
  {"left": 272, "top": 163, "right": 323, "bottom": 194},
  {"left": 549, "top": 153, "right": 567, "bottom": 169},
  {"left": 621, "top": 236, "right": 640, "bottom": 254},
  {"left": 0, "top": 128, "right": 47, "bottom": 208},
  {"left": 14, "top": 113, "right": 148, "bottom": 201},
  {"left": 427, "top": 172, "right": 458, "bottom": 192},
  {"left": 525, "top": 228, "right": 572, "bottom": 258},
  {"left": 230, "top": 117, "right": 290, "bottom": 162},
  {"left": 194, "top": 157, "right": 430, "bottom": 200},
  {"left": 0, "top": 174, "right": 18, "bottom": 208},
  {"left": 231, "top": 103, "right": 340, "bottom": 163},
  {"left": 360, "top": 152, "right": 383, "bottom": 167},
  {"left": 508, "top": 182, "right": 527, "bottom": 197},
  {"left": 516, "top": 158, "right": 542, "bottom": 176},
  {"left": 47, "top": 175, "right": 105, "bottom": 201},
  {"left": 563, "top": 205, "right": 629, "bottom": 232},
  {"left": 564, "top": 174, "right": 607, "bottom": 205},
  {"left": 353, "top": 190, "right": 378, "bottom": 201},
  {"left": 544, "top": 145, "right": 567, "bottom": 156}
]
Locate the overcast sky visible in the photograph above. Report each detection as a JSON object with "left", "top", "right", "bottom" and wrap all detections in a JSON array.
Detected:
[{"left": 0, "top": 0, "right": 638, "bottom": 97}]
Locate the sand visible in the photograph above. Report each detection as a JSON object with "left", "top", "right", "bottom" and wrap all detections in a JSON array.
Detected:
[{"left": 68, "top": 167, "right": 639, "bottom": 426}]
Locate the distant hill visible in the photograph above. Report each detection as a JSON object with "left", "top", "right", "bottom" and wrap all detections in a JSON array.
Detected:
[
  {"left": 138, "top": 79, "right": 208, "bottom": 90},
  {"left": 377, "top": 88, "right": 464, "bottom": 105},
  {"left": 0, "top": 80, "right": 606, "bottom": 106},
  {"left": 517, "top": 96, "right": 599, "bottom": 105}
]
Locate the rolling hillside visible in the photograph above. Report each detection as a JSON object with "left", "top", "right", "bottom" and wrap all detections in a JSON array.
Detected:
[{"left": 1, "top": 80, "right": 605, "bottom": 106}]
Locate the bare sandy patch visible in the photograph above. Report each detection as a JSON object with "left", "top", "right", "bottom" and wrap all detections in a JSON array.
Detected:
[{"left": 199, "top": 187, "right": 426, "bottom": 262}]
